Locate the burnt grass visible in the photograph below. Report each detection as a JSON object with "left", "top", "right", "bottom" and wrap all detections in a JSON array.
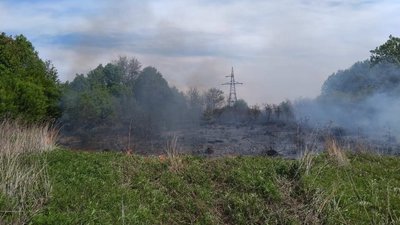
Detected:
[
  {"left": 60, "top": 120, "right": 400, "bottom": 157},
  {"left": 25, "top": 149, "right": 400, "bottom": 225}
]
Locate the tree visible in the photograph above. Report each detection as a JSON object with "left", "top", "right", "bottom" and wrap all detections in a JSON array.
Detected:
[
  {"left": 265, "top": 104, "right": 273, "bottom": 121},
  {"left": 278, "top": 100, "right": 294, "bottom": 121},
  {"left": 186, "top": 87, "right": 203, "bottom": 110},
  {"left": 248, "top": 105, "right": 261, "bottom": 121},
  {"left": 370, "top": 35, "right": 400, "bottom": 66},
  {"left": 320, "top": 60, "right": 400, "bottom": 103},
  {"left": 185, "top": 87, "right": 203, "bottom": 124},
  {"left": 133, "top": 66, "right": 172, "bottom": 111},
  {"left": 0, "top": 33, "right": 61, "bottom": 121},
  {"left": 202, "top": 88, "right": 224, "bottom": 122},
  {"left": 273, "top": 105, "right": 281, "bottom": 120},
  {"left": 113, "top": 56, "right": 142, "bottom": 84},
  {"left": 204, "top": 88, "right": 225, "bottom": 112},
  {"left": 233, "top": 99, "right": 248, "bottom": 112}
]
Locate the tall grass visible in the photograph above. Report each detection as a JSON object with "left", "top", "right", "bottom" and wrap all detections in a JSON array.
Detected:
[
  {"left": 0, "top": 119, "right": 57, "bottom": 224},
  {"left": 165, "top": 135, "right": 183, "bottom": 172},
  {"left": 325, "top": 137, "right": 349, "bottom": 166}
]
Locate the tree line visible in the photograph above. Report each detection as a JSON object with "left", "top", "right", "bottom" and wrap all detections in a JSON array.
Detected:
[{"left": 2, "top": 32, "right": 399, "bottom": 140}]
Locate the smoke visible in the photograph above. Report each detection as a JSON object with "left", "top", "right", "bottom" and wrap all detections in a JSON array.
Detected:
[{"left": 294, "top": 60, "right": 400, "bottom": 139}]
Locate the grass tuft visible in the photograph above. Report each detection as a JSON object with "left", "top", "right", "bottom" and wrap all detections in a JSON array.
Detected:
[
  {"left": 165, "top": 135, "right": 183, "bottom": 172},
  {"left": 325, "top": 137, "right": 349, "bottom": 166},
  {"left": 0, "top": 119, "right": 57, "bottom": 224},
  {"left": 299, "top": 146, "right": 316, "bottom": 175}
]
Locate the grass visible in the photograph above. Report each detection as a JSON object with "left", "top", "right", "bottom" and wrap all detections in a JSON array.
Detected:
[
  {"left": 302, "top": 153, "right": 400, "bottom": 224},
  {"left": 27, "top": 148, "right": 400, "bottom": 225},
  {"left": 32, "top": 151, "right": 302, "bottom": 224},
  {"left": 0, "top": 119, "right": 57, "bottom": 224},
  {"left": 324, "top": 137, "right": 349, "bottom": 166},
  {"left": 1, "top": 121, "right": 399, "bottom": 224},
  {"left": 165, "top": 135, "right": 183, "bottom": 172}
]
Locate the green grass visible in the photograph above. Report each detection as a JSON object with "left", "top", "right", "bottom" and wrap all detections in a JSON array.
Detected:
[
  {"left": 302, "top": 153, "right": 400, "bottom": 224},
  {"left": 23, "top": 150, "right": 400, "bottom": 225}
]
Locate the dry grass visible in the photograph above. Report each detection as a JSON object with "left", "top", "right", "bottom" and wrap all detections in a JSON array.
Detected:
[
  {"left": 0, "top": 119, "right": 57, "bottom": 224},
  {"left": 325, "top": 138, "right": 349, "bottom": 166},
  {"left": 297, "top": 127, "right": 322, "bottom": 176},
  {"left": 0, "top": 119, "right": 58, "bottom": 155},
  {"left": 165, "top": 135, "right": 183, "bottom": 172},
  {"left": 299, "top": 146, "right": 316, "bottom": 176},
  {"left": 274, "top": 177, "right": 322, "bottom": 224}
]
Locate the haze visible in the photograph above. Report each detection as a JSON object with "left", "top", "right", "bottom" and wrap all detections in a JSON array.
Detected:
[{"left": 1, "top": 0, "right": 399, "bottom": 104}]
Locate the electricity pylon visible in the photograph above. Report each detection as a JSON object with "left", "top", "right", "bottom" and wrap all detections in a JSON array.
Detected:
[{"left": 222, "top": 67, "right": 243, "bottom": 107}]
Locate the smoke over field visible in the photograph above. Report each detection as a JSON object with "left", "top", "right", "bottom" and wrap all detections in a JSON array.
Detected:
[
  {"left": 51, "top": 31, "right": 400, "bottom": 157},
  {"left": 56, "top": 53, "right": 400, "bottom": 157}
]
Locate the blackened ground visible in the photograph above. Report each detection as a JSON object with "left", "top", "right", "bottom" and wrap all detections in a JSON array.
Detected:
[{"left": 59, "top": 121, "right": 400, "bottom": 157}]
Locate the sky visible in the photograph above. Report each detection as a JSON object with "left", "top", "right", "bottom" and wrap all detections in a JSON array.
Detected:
[{"left": 1, "top": 0, "right": 400, "bottom": 104}]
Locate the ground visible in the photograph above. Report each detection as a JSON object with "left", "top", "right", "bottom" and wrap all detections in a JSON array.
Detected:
[{"left": 60, "top": 122, "right": 400, "bottom": 157}]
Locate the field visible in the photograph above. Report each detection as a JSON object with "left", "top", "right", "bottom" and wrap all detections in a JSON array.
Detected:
[
  {"left": 1, "top": 149, "right": 400, "bottom": 224},
  {"left": 1, "top": 120, "right": 400, "bottom": 224}
]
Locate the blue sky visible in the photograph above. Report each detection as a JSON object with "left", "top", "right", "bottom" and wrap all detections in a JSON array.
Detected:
[{"left": 1, "top": 0, "right": 400, "bottom": 103}]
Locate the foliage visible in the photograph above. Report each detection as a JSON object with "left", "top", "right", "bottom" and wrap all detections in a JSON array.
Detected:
[
  {"left": 370, "top": 35, "right": 400, "bottom": 66},
  {"left": 60, "top": 58, "right": 191, "bottom": 141},
  {"left": 0, "top": 33, "right": 61, "bottom": 121},
  {"left": 233, "top": 99, "right": 248, "bottom": 111},
  {"left": 297, "top": 42, "right": 400, "bottom": 134},
  {"left": 278, "top": 100, "right": 294, "bottom": 121},
  {"left": 320, "top": 60, "right": 400, "bottom": 103},
  {"left": 204, "top": 88, "right": 225, "bottom": 113},
  {"left": 186, "top": 87, "right": 204, "bottom": 124}
]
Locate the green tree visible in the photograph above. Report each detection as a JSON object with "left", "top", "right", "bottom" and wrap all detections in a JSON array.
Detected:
[
  {"left": 133, "top": 67, "right": 171, "bottom": 107},
  {"left": 370, "top": 35, "right": 400, "bottom": 65},
  {"left": 133, "top": 66, "right": 174, "bottom": 131},
  {"left": 113, "top": 56, "right": 142, "bottom": 84},
  {"left": 60, "top": 58, "right": 193, "bottom": 142},
  {"left": 0, "top": 33, "right": 61, "bottom": 121},
  {"left": 320, "top": 60, "right": 400, "bottom": 103}
]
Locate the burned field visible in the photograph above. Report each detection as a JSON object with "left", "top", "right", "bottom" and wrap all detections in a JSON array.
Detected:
[{"left": 59, "top": 118, "right": 400, "bottom": 157}]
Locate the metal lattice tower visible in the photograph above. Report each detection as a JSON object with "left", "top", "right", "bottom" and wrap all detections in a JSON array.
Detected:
[{"left": 222, "top": 67, "right": 243, "bottom": 107}]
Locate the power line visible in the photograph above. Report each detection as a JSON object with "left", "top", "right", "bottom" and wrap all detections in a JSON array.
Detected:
[{"left": 222, "top": 67, "right": 243, "bottom": 107}]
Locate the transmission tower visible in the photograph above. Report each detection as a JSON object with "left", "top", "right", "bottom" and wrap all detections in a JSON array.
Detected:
[{"left": 222, "top": 67, "right": 243, "bottom": 107}]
